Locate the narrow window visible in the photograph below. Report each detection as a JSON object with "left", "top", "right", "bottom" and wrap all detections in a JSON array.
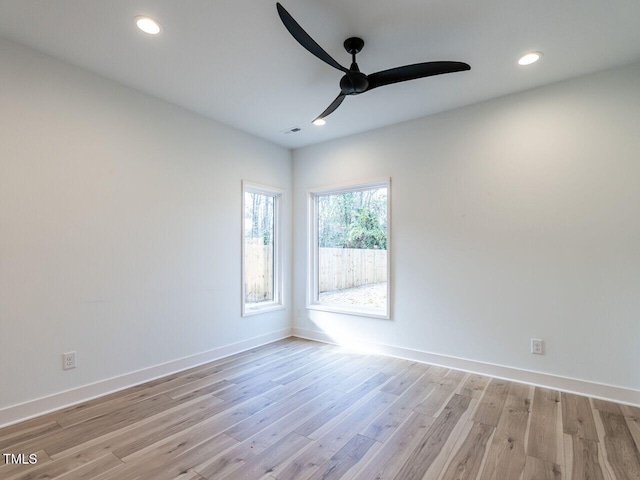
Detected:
[
  {"left": 242, "top": 181, "right": 284, "bottom": 316},
  {"left": 308, "top": 179, "right": 390, "bottom": 318}
]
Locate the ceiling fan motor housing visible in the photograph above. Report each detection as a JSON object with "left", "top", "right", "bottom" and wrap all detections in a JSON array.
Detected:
[
  {"left": 340, "top": 37, "right": 368, "bottom": 94},
  {"left": 340, "top": 71, "right": 369, "bottom": 94}
]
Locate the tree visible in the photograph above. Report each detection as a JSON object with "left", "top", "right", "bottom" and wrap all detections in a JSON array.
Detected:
[
  {"left": 318, "top": 187, "right": 387, "bottom": 249},
  {"left": 347, "top": 207, "right": 387, "bottom": 249},
  {"left": 245, "top": 192, "right": 274, "bottom": 245}
]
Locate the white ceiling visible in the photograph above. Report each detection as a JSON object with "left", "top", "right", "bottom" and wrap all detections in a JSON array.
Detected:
[{"left": 1, "top": 0, "right": 639, "bottom": 149}]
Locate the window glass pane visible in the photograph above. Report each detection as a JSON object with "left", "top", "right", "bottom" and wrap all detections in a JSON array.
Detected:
[
  {"left": 316, "top": 186, "right": 388, "bottom": 312},
  {"left": 244, "top": 191, "right": 275, "bottom": 305}
]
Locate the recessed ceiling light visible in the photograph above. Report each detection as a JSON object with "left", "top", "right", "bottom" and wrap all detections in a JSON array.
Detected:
[
  {"left": 135, "top": 16, "right": 161, "bottom": 35},
  {"left": 313, "top": 119, "right": 326, "bottom": 126},
  {"left": 518, "top": 51, "right": 543, "bottom": 66}
]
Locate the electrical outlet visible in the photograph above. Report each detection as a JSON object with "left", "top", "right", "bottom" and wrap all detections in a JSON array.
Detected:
[
  {"left": 296, "top": 309, "right": 301, "bottom": 318},
  {"left": 530, "top": 339, "right": 544, "bottom": 355},
  {"left": 63, "top": 351, "right": 77, "bottom": 370}
]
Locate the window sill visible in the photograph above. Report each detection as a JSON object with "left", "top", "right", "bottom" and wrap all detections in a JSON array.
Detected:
[
  {"left": 307, "top": 302, "right": 390, "bottom": 320},
  {"left": 242, "top": 303, "right": 285, "bottom": 317}
]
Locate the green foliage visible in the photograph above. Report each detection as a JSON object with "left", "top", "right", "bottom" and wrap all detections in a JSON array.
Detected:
[
  {"left": 347, "top": 207, "right": 387, "bottom": 249},
  {"left": 318, "top": 187, "right": 387, "bottom": 250}
]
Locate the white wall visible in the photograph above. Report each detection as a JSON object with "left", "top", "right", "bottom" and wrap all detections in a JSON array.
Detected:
[
  {"left": 1, "top": 33, "right": 638, "bottom": 422},
  {"left": 0, "top": 37, "right": 292, "bottom": 417},
  {"left": 292, "top": 62, "right": 640, "bottom": 399}
]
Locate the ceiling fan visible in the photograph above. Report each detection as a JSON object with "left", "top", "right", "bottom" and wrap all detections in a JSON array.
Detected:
[{"left": 276, "top": 2, "right": 471, "bottom": 124}]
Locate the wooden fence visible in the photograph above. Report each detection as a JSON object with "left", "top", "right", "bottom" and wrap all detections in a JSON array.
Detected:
[
  {"left": 244, "top": 244, "right": 273, "bottom": 302},
  {"left": 245, "top": 245, "right": 388, "bottom": 300},
  {"left": 319, "top": 247, "right": 387, "bottom": 293}
]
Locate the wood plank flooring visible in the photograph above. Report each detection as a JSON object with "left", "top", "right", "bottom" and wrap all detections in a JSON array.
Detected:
[{"left": 1, "top": 338, "right": 639, "bottom": 480}]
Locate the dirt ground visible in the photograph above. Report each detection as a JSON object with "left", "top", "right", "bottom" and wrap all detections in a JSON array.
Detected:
[{"left": 319, "top": 282, "right": 387, "bottom": 309}]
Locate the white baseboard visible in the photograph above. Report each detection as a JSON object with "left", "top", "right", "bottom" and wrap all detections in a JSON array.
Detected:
[
  {"left": 0, "top": 328, "right": 292, "bottom": 428},
  {"left": 3, "top": 326, "right": 636, "bottom": 429},
  {"left": 293, "top": 327, "right": 640, "bottom": 407}
]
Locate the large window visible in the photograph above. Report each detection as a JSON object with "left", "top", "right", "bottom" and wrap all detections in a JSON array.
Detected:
[
  {"left": 308, "top": 179, "right": 390, "bottom": 318},
  {"left": 242, "top": 181, "right": 284, "bottom": 316}
]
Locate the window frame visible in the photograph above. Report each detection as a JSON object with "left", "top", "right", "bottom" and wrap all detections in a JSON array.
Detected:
[
  {"left": 241, "top": 180, "right": 285, "bottom": 317},
  {"left": 307, "top": 178, "right": 391, "bottom": 319}
]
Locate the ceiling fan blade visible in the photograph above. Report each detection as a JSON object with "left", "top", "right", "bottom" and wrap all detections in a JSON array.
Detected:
[
  {"left": 276, "top": 3, "right": 348, "bottom": 73},
  {"left": 313, "top": 93, "right": 346, "bottom": 123},
  {"left": 366, "top": 61, "right": 470, "bottom": 91}
]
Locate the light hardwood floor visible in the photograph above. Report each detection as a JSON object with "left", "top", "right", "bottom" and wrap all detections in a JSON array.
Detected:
[{"left": 1, "top": 338, "right": 639, "bottom": 480}]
